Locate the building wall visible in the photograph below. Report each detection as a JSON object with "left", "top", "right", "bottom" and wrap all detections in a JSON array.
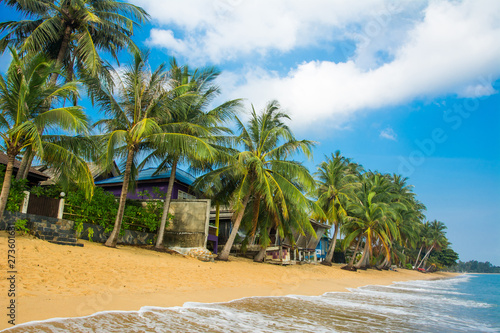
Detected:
[
  {"left": 163, "top": 199, "right": 211, "bottom": 248},
  {"left": 99, "top": 181, "right": 192, "bottom": 200}
]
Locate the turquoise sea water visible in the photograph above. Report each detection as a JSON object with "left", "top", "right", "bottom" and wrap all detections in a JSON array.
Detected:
[{"left": 3, "top": 274, "right": 499, "bottom": 332}]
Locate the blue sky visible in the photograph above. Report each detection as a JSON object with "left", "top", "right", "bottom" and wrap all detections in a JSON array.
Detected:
[{"left": 1, "top": 0, "right": 499, "bottom": 265}]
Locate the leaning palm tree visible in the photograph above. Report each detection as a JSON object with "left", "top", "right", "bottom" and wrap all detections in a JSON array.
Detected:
[
  {"left": 145, "top": 60, "right": 241, "bottom": 250},
  {"left": 416, "top": 220, "right": 447, "bottom": 269},
  {"left": 0, "top": 48, "right": 91, "bottom": 221},
  {"left": 314, "top": 151, "right": 360, "bottom": 266},
  {"left": 195, "top": 101, "right": 321, "bottom": 261}
]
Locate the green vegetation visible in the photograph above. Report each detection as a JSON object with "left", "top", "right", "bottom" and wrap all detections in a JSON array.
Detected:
[{"left": 62, "top": 186, "right": 166, "bottom": 233}]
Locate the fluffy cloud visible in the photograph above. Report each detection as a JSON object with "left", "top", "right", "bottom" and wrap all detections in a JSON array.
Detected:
[
  {"left": 136, "top": 0, "right": 403, "bottom": 63},
  {"left": 134, "top": 0, "right": 500, "bottom": 130},
  {"left": 220, "top": 0, "right": 500, "bottom": 129}
]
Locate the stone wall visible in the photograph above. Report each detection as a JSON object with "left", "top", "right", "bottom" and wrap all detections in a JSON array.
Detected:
[
  {"left": 0, "top": 211, "right": 155, "bottom": 246},
  {"left": 0, "top": 211, "right": 74, "bottom": 234},
  {"left": 78, "top": 223, "right": 156, "bottom": 245}
]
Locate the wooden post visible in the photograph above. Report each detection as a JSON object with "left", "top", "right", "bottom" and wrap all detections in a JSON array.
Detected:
[{"left": 215, "top": 203, "right": 220, "bottom": 237}]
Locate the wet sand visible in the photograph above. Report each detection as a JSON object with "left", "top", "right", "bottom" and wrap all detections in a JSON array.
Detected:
[{"left": 0, "top": 232, "right": 458, "bottom": 330}]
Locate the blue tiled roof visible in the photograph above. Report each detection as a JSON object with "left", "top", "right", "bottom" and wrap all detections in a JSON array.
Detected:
[{"left": 95, "top": 167, "right": 196, "bottom": 186}]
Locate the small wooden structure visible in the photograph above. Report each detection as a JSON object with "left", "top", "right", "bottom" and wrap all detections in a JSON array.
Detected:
[{"left": 264, "top": 219, "right": 331, "bottom": 265}]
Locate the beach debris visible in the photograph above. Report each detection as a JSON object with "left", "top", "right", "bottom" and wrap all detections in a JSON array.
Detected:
[{"left": 169, "top": 247, "right": 216, "bottom": 262}]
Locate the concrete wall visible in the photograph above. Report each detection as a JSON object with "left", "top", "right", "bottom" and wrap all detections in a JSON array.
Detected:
[{"left": 163, "top": 199, "right": 211, "bottom": 248}]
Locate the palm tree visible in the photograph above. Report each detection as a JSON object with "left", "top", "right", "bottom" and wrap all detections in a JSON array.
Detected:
[
  {"left": 343, "top": 172, "right": 401, "bottom": 269},
  {"left": 145, "top": 60, "right": 242, "bottom": 250},
  {"left": 1, "top": 0, "right": 150, "bottom": 178},
  {"left": 195, "top": 101, "right": 321, "bottom": 261},
  {"left": 314, "top": 151, "right": 360, "bottom": 266},
  {"left": 416, "top": 220, "right": 447, "bottom": 269},
  {"left": 0, "top": 0, "right": 149, "bottom": 80},
  {"left": 92, "top": 50, "right": 216, "bottom": 248},
  {"left": 0, "top": 48, "right": 90, "bottom": 221},
  {"left": 91, "top": 50, "right": 171, "bottom": 247}
]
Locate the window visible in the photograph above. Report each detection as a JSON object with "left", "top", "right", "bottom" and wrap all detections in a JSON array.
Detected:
[{"left": 178, "top": 190, "right": 196, "bottom": 200}]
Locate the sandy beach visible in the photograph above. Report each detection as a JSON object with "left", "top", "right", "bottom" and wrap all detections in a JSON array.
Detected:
[{"left": 0, "top": 232, "right": 458, "bottom": 330}]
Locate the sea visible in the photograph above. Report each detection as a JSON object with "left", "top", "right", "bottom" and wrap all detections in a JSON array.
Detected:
[{"left": 3, "top": 274, "right": 499, "bottom": 333}]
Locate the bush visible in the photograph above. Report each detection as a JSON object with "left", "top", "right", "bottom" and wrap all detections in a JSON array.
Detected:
[{"left": 62, "top": 186, "right": 170, "bottom": 234}]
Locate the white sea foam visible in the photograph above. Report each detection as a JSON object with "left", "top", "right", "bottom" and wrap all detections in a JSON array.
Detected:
[{"left": 2, "top": 275, "right": 498, "bottom": 333}]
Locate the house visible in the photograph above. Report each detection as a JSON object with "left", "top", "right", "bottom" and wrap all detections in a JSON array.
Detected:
[
  {"left": 0, "top": 152, "right": 49, "bottom": 186},
  {"left": 35, "top": 161, "right": 120, "bottom": 186},
  {"left": 315, "top": 234, "right": 346, "bottom": 264},
  {"left": 95, "top": 167, "right": 197, "bottom": 200}
]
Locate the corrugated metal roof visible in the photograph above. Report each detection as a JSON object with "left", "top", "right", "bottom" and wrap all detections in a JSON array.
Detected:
[{"left": 95, "top": 167, "right": 196, "bottom": 186}]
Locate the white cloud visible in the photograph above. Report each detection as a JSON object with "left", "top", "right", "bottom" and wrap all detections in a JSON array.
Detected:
[
  {"left": 136, "top": 0, "right": 406, "bottom": 64},
  {"left": 133, "top": 0, "right": 500, "bottom": 130},
  {"left": 218, "top": 0, "right": 500, "bottom": 129},
  {"left": 380, "top": 127, "right": 397, "bottom": 141}
]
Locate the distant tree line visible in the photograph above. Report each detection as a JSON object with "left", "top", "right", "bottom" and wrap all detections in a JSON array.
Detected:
[{"left": 448, "top": 260, "right": 500, "bottom": 273}]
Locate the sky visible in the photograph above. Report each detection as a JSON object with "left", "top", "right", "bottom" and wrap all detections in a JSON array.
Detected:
[{"left": 0, "top": 0, "right": 499, "bottom": 265}]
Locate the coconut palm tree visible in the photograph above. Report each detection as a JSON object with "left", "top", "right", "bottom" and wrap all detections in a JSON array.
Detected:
[
  {"left": 0, "top": 0, "right": 149, "bottom": 79},
  {"left": 416, "top": 220, "right": 447, "bottom": 269},
  {"left": 92, "top": 50, "right": 216, "bottom": 248},
  {"left": 91, "top": 50, "right": 170, "bottom": 248},
  {"left": 195, "top": 101, "right": 321, "bottom": 261},
  {"left": 1, "top": 0, "right": 150, "bottom": 177},
  {"left": 144, "top": 60, "right": 242, "bottom": 250},
  {"left": 342, "top": 172, "right": 402, "bottom": 269},
  {"left": 314, "top": 151, "right": 361, "bottom": 266},
  {"left": 0, "top": 48, "right": 91, "bottom": 221}
]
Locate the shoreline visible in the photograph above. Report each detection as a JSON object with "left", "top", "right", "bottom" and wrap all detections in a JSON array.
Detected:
[{"left": 0, "top": 233, "right": 459, "bottom": 330}]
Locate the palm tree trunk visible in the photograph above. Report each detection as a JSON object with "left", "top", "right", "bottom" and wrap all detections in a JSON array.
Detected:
[
  {"left": 21, "top": 151, "right": 36, "bottom": 180},
  {"left": 16, "top": 151, "right": 29, "bottom": 180},
  {"left": 105, "top": 149, "right": 134, "bottom": 248},
  {"left": 250, "top": 195, "right": 260, "bottom": 238},
  {"left": 253, "top": 225, "right": 273, "bottom": 262},
  {"left": 321, "top": 222, "right": 339, "bottom": 266},
  {"left": 414, "top": 245, "right": 423, "bottom": 269},
  {"left": 417, "top": 244, "right": 434, "bottom": 269},
  {"left": 155, "top": 158, "right": 178, "bottom": 249},
  {"left": 0, "top": 153, "right": 17, "bottom": 223},
  {"left": 50, "top": 24, "right": 72, "bottom": 85},
  {"left": 217, "top": 194, "right": 251, "bottom": 261},
  {"left": 355, "top": 238, "right": 371, "bottom": 269},
  {"left": 344, "top": 236, "right": 362, "bottom": 270}
]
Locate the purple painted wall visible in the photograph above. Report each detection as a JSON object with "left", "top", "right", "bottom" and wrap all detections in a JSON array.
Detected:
[{"left": 99, "top": 181, "right": 193, "bottom": 200}]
